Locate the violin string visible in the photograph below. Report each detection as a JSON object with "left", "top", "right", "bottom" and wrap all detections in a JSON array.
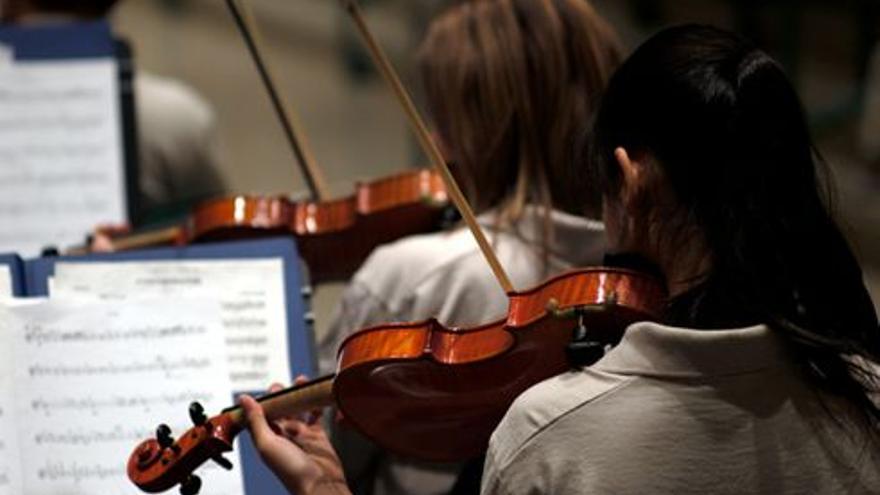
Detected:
[
  {"left": 225, "top": 0, "right": 331, "bottom": 201},
  {"left": 339, "top": 0, "right": 515, "bottom": 294}
]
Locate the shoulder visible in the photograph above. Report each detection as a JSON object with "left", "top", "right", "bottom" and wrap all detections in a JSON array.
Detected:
[
  {"left": 135, "top": 72, "right": 215, "bottom": 129},
  {"left": 356, "top": 227, "right": 480, "bottom": 282},
  {"left": 483, "top": 368, "right": 634, "bottom": 489},
  {"left": 350, "top": 228, "right": 496, "bottom": 316}
]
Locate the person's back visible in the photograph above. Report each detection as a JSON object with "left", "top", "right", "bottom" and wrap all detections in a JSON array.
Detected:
[
  {"left": 323, "top": 207, "right": 606, "bottom": 494},
  {"left": 318, "top": 206, "right": 605, "bottom": 374},
  {"left": 485, "top": 23, "right": 880, "bottom": 494},
  {"left": 484, "top": 322, "right": 880, "bottom": 494},
  {"left": 135, "top": 71, "right": 225, "bottom": 217}
]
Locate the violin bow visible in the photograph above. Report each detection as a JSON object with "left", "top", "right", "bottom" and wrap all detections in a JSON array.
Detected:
[
  {"left": 338, "top": 0, "right": 515, "bottom": 294},
  {"left": 225, "top": 0, "right": 330, "bottom": 201}
]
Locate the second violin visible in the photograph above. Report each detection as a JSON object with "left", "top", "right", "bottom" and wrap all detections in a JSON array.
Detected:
[
  {"left": 84, "top": 168, "right": 450, "bottom": 283},
  {"left": 189, "top": 168, "right": 450, "bottom": 281}
]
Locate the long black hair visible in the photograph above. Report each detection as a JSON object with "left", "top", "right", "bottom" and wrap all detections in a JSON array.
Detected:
[{"left": 588, "top": 25, "right": 880, "bottom": 427}]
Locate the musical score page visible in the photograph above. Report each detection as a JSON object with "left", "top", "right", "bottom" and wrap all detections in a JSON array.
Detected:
[
  {"left": 53, "top": 259, "right": 292, "bottom": 391},
  {"left": 1, "top": 297, "right": 244, "bottom": 495},
  {"left": 0, "top": 55, "right": 127, "bottom": 257},
  {"left": 0, "top": 300, "right": 26, "bottom": 495}
]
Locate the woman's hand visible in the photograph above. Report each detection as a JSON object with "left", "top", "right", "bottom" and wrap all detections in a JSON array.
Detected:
[
  {"left": 88, "top": 223, "right": 131, "bottom": 252},
  {"left": 240, "top": 378, "right": 350, "bottom": 495}
]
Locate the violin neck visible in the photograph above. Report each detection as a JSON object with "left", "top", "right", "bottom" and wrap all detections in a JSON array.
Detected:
[
  {"left": 64, "top": 225, "right": 182, "bottom": 255},
  {"left": 111, "top": 226, "right": 183, "bottom": 251},
  {"left": 225, "top": 375, "right": 336, "bottom": 425}
]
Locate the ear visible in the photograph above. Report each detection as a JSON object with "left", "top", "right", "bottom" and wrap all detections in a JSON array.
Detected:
[{"left": 613, "top": 147, "right": 644, "bottom": 211}]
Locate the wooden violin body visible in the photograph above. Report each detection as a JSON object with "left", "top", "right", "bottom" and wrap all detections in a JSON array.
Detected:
[
  {"left": 88, "top": 169, "right": 450, "bottom": 283},
  {"left": 334, "top": 267, "right": 665, "bottom": 461},
  {"left": 127, "top": 267, "right": 665, "bottom": 492},
  {"left": 190, "top": 169, "right": 449, "bottom": 281}
]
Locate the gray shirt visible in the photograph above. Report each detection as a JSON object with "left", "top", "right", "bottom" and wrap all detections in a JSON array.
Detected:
[{"left": 483, "top": 322, "right": 880, "bottom": 494}]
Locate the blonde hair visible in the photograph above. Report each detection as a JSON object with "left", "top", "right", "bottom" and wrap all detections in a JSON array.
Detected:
[{"left": 418, "top": 0, "right": 621, "bottom": 226}]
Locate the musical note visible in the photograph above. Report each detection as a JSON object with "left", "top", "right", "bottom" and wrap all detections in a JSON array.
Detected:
[
  {"left": 30, "top": 390, "right": 216, "bottom": 416},
  {"left": 27, "top": 356, "right": 212, "bottom": 379},
  {"left": 23, "top": 323, "right": 206, "bottom": 346},
  {"left": 36, "top": 461, "right": 124, "bottom": 483},
  {"left": 34, "top": 424, "right": 150, "bottom": 446},
  {"left": 1, "top": 298, "right": 244, "bottom": 494},
  {"left": 53, "top": 259, "right": 292, "bottom": 391}
]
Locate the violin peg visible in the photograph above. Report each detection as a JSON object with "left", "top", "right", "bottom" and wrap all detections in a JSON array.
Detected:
[
  {"left": 211, "top": 454, "right": 234, "bottom": 470},
  {"left": 440, "top": 206, "right": 460, "bottom": 228},
  {"left": 189, "top": 401, "right": 207, "bottom": 426},
  {"left": 179, "top": 474, "right": 202, "bottom": 495},
  {"left": 156, "top": 424, "right": 174, "bottom": 449}
]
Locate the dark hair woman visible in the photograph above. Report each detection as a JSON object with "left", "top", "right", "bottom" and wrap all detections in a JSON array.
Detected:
[
  {"left": 240, "top": 24, "right": 879, "bottom": 495},
  {"left": 589, "top": 24, "right": 880, "bottom": 420},
  {"left": 482, "top": 24, "right": 880, "bottom": 494}
]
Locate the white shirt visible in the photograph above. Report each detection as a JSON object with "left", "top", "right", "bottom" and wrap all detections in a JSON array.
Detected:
[
  {"left": 135, "top": 72, "right": 226, "bottom": 214},
  {"left": 320, "top": 205, "right": 606, "bottom": 495},
  {"left": 483, "top": 322, "right": 880, "bottom": 495},
  {"left": 319, "top": 206, "right": 606, "bottom": 374}
]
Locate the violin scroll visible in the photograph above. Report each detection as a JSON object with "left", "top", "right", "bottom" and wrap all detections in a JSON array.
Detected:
[
  {"left": 128, "top": 377, "right": 336, "bottom": 493},
  {"left": 127, "top": 402, "right": 240, "bottom": 494}
]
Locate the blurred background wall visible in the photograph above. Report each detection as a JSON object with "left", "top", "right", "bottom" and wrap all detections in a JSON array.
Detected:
[{"left": 110, "top": 0, "right": 880, "bottom": 335}]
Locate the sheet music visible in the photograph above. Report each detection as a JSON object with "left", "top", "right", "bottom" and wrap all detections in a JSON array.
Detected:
[
  {"left": 0, "top": 265, "right": 10, "bottom": 298},
  {"left": 0, "top": 57, "right": 126, "bottom": 257},
  {"left": 0, "top": 300, "right": 23, "bottom": 495},
  {"left": 1, "top": 298, "right": 244, "bottom": 495},
  {"left": 53, "top": 259, "right": 292, "bottom": 391}
]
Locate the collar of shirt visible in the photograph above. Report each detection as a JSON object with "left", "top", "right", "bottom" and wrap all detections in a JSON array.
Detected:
[
  {"left": 475, "top": 205, "right": 605, "bottom": 268},
  {"left": 593, "top": 321, "right": 791, "bottom": 378}
]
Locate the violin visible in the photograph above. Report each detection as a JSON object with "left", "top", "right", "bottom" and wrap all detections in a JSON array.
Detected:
[
  {"left": 128, "top": 2, "right": 666, "bottom": 493},
  {"left": 127, "top": 267, "right": 666, "bottom": 493},
  {"left": 70, "top": 0, "right": 454, "bottom": 283},
  {"left": 83, "top": 168, "right": 450, "bottom": 282},
  {"left": 193, "top": 169, "right": 449, "bottom": 281}
]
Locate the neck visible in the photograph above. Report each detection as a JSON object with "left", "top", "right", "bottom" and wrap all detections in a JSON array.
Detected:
[{"left": 655, "top": 231, "right": 712, "bottom": 298}]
